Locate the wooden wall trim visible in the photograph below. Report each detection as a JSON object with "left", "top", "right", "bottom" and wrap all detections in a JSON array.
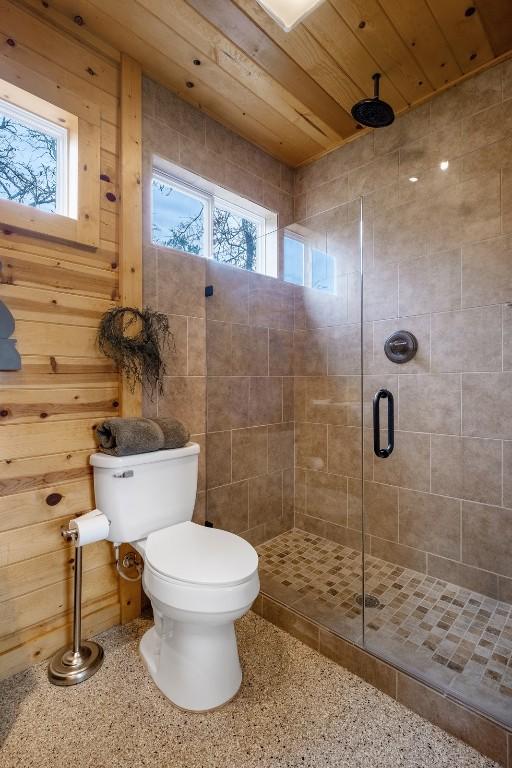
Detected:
[{"left": 118, "top": 53, "right": 143, "bottom": 623}]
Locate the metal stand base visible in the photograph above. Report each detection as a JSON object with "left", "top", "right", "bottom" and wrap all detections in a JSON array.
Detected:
[
  {"left": 48, "top": 640, "right": 104, "bottom": 686},
  {"left": 48, "top": 538, "right": 104, "bottom": 686}
]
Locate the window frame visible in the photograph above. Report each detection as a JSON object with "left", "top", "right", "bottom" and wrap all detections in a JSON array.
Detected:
[
  {"left": 0, "top": 76, "right": 100, "bottom": 248},
  {"left": 0, "top": 97, "right": 69, "bottom": 216},
  {"left": 151, "top": 158, "right": 278, "bottom": 278}
]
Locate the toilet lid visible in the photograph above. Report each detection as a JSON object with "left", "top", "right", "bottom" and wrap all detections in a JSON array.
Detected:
[{"left": 145, "top": 522, "right": 259, "bottom": 587}]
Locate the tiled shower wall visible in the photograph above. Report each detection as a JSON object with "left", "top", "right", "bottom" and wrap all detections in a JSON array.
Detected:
[
  {"left": 293, "top": 59, "right": 512, "bottom": 604},
  {"left": 141, "top": 77, "right": 294, "bottom": 542}
]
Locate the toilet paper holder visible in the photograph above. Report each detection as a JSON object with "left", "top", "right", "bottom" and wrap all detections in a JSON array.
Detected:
[{"left": 47, "top": 526, "right": 104, "bottom": 686}]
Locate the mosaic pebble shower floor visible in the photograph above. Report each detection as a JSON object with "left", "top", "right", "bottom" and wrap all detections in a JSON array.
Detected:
[{"left": 257, "top": 529, "right": 512, "bottom": 727}]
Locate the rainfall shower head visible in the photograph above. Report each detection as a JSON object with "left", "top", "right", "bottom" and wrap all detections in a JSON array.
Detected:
[{"left": 351, "top": 73, "right": 395, "bottom": 129}]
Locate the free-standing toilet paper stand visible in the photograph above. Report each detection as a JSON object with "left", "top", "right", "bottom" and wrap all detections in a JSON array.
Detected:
[{"left": 48, "top": 526, "right": 104, "bottom": 686}]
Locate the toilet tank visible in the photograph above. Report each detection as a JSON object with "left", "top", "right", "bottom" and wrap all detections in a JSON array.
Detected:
[{"left": 90, "top": 443, "right": 200, "bottom": 543}]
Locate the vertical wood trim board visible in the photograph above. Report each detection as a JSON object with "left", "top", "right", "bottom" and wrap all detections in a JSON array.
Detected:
[{"left": 118, "top": 53, "right": 143, "bottom": 622}]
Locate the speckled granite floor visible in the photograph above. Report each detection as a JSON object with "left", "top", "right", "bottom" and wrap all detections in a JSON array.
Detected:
[{"left": 0, "top": 613, "right": 500, "bottom": 768}]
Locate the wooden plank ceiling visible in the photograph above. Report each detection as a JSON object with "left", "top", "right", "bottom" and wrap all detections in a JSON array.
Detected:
[{"left": 15, "top": 0, "right": 512, "bottom": 166}]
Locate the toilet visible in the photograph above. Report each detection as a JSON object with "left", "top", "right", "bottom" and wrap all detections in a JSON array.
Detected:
[{"left": 90, "top": 443, "right": 259, "bottom": 711}]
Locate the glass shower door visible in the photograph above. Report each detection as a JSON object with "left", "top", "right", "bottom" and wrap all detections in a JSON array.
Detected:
[
  {"left": 361, "top": 182, "right": 512, "bottom": 728},
  {"left": 203, "top": 199, "right": 365, "bottom": 646}
]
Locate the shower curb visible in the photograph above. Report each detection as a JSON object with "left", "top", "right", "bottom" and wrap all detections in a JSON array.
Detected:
[{"left": 252, "top": 594, "right": 511, "bottom": 767}]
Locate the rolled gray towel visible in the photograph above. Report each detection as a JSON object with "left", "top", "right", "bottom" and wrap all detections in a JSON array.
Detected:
[
  {"left": 153, "top": 417, "right": 190, "bottom": 449},
  {"left": 96, "top": 418, "right": 164, "bottom": 456}
]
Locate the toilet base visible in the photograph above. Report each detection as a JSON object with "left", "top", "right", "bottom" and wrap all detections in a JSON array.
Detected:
[{"left": 139, "top": 620, "right": 243, "bottom": 712}]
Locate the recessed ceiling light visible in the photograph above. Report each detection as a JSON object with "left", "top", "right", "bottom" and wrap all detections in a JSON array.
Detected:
[
  {"left": 440, "top": 160, "right": 449, "bottom": 171},
  {"left": 409, "top": 176, "right": 419, "bottom": 183},
  {"left": 255, "top": 0, "right": 325, "bottom": 31}
]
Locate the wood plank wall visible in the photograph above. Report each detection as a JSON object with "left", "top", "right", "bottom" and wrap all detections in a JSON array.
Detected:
[{"left": 0, "top": 0, "right": 128, "bottom": 677}]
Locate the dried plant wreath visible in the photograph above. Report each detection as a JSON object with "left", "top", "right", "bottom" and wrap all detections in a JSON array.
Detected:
[{"left": 97, "top": 307, "right": 173, "bottom": 399}]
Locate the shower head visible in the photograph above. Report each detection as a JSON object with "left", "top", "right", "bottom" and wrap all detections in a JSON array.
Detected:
[{"left": 351, "top": 73, "right": 395, "bottom": 129}]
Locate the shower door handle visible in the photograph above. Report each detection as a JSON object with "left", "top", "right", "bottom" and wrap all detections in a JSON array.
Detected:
[{"left": 373, "top": 389, "right": 394, "bottom": 458}]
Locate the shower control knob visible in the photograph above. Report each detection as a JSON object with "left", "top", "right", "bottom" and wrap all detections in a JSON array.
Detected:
[{"left": 384, "top": 330, "right": 418, "bottom": 364}]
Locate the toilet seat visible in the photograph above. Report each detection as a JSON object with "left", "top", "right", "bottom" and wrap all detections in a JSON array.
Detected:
[
  {"left": 145, "top": 521, "right": 258, "bottom": 586},
  {"left": 140, "top": 522, "right": 260, "bottom": 615}
]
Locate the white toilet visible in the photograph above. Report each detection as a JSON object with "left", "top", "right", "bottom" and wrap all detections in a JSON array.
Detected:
[{"left": 90, "top": 443, "right": 260, "bottom": 711}]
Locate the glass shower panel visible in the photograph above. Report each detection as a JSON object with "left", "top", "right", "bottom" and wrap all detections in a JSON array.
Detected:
[
  {"left": 361, "top": 184, "right": 512, "bottom": 728},
  {"left": 204, "top": 200, "right": 364, "bottom": 645}
]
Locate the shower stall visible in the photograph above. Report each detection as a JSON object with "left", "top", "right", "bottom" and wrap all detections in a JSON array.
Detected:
[{"left": 203, "top": 176, "right": 512, "bottom": 731}]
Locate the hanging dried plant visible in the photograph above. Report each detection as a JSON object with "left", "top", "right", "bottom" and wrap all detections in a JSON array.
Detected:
[{"left": 97, "top": 307, "right": 173, "bottom": 399}]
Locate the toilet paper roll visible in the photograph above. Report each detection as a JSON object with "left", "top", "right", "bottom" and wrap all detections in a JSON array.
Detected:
[{"left": 69, "top": 509, "right": 110, "bottom": 546}]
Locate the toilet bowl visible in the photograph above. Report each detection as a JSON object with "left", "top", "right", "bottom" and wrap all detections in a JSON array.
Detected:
[
  {"left": 90, "top": 444, "right": 259, "bottom": 711},
  {"left": 134, "top": 522, "right": 259, "bottom": 711}
]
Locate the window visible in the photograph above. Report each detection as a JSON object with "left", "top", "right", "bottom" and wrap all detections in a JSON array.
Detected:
[
  {"left": 283, "top": 234, "right": 305, "bottom": 285},
  {"left": 0, "top": 76, "right": 100, "bottom": 248},
  {"left": 0, "top": 99, "right": 68, "bottom": 214},
  {"left": 152, "top": 160, "right": 278, "bottom": 277},
  {"left": 284, "top": 232, "right": 336, "bottom": 293}
]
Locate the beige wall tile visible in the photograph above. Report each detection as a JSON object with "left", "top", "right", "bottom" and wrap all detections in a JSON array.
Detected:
[
  {"left": 180, "top": 135, "right": 227, "bottom": 187},
  {"left": 399, "top": 488, "right": 461, "bottom": 559},
  {"left": 249, "top": 471, "right": 283, "bottom": 527},
  {"left": 295, "top": 421, "right": 327, "bottom": 471},
  {"left": 399, "top": 125, "right": 462, "bottom": 178},
  {"left": 157, "top": 248, "right": 205, "bottom": 318},
  {"left": 232, "top": 426, "right": 268, "bottom": 481},
  {"left": 428, "top": 172, "right": 501, "bottom": 253},
  {"left": 207, "top": 376, "right": 248, "bottom": 432},
  {"left": 187, "top": 317, "right": 206, "bottom": 375},
  {"left": 431, "top": 435, "right": 502, "bottom": 505},
  {"left": 328, "top": 324, "right": 361, "bottom": 375},
  {"left": 503, "top": 441, "right": 512, "bottom": 509},
  {"left": 307, "top": 175, "right": 349, "bottom": 217},
  {"left": 142, "top": 244, "right": 157, "bottom": 306},
  {"left": 206, "top": 260, "right": 249, "bottom": 324},
  {"left": 374, "top": 103, "right": 430, "bottom": 156},
  {"left": 363, "top": 481, "right": 398, "bottom": 541},
  {"left": 283, "top": 377, "right": 294, "bottom": 421},
  {"left": 462, "top": 136, "right": 512, "bottom": 181},
  {"left": 427, "top": 554, "right": 498, "bottom": 599},
  {"left": 231, "top": 325, "right": 268, "bottom": 376},
  {"left": 373, "top": 199, "right": 428, "bottom": 266},
  {"left": 399, "top": 374, "right": 461, "bottom": 435},
  {"left": 429, "top": 66, "right": 502, "bottom": 132},
  {"left": 503, "top": 167, "right": 512, "bottom": 233},
  {"left": 462, "top": 372, "right": 512, "bottom": 439},
  {"left": 430, "top": 306, "right": 502, "bottom": 373},
  {"left": 295, "top": 133, "right": 374, "bottom": 195},
  {"left": 306, "top": 470, "right": 347, "bottom": 525},
  {"left": 398, "top": 249, "right": 461, "bottom": 317},
  {"left": 363, "top": 263, "right": 398, "bottom": 321},
  {"left": 206, "top": 431, "right": 231, "bottom": 489},
  {"left": 328, "top": 425, "right": 361, "bottom": 477},
  {"left": 503, "top": 304, "right": 512, "bottom": 371},
  {"left": 348, "top": 152, "right": 399, "bottom": 199},
  {"left": 154, "top": 85, "right": 205, "bottom": 144},
  {"left": 462, "top": 234, "right": 512, "bottom": 307},
  {"left": 461, "top": 100, "right": 512, "bottom": 155},
  {"left": 320, "top": 629, "right": 396, "bottom": 698},
  {"left": 206, "top": 320, "right": 231, "bottom": 376},
  {"left": 373, "top": 431, "right": 430, "bottom": 493},
  {"left": 370, "top": 538, "right": 426, "bottom": 572},
  {"left": 249, "top": 377, "right": 283, "bottom": 426},
  {"left": 294, "top": 285, "right": 348, "bottom": 329},
  {"left": 294, "top": 329, "right": 328, "bottom": 375},
  {"left": 207, "top": 481, "right": 248, "bottom": 533},
  {"left": 159, "top": 376, "right": 206, "bottom": 435},
  {"left": 269, "top": 330, "right": 294, "bottom": 376},
  {"left": 249, "top": 273, "right": 294, "bottom": 330},
  {"left": 462, "top": 500, "right": 512, "bottom": 578},
  {"left": 268, "top": 422, "right": 294, "bottom": 471},
  {"left": 142, "top": 116, "right": 180, "bottom": 164},
  {"left": 161, "top": 314, "right": 188, "bottom": 376},
  {"left": 396, "top": 673, "right": 507, "bottom": 766}
]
